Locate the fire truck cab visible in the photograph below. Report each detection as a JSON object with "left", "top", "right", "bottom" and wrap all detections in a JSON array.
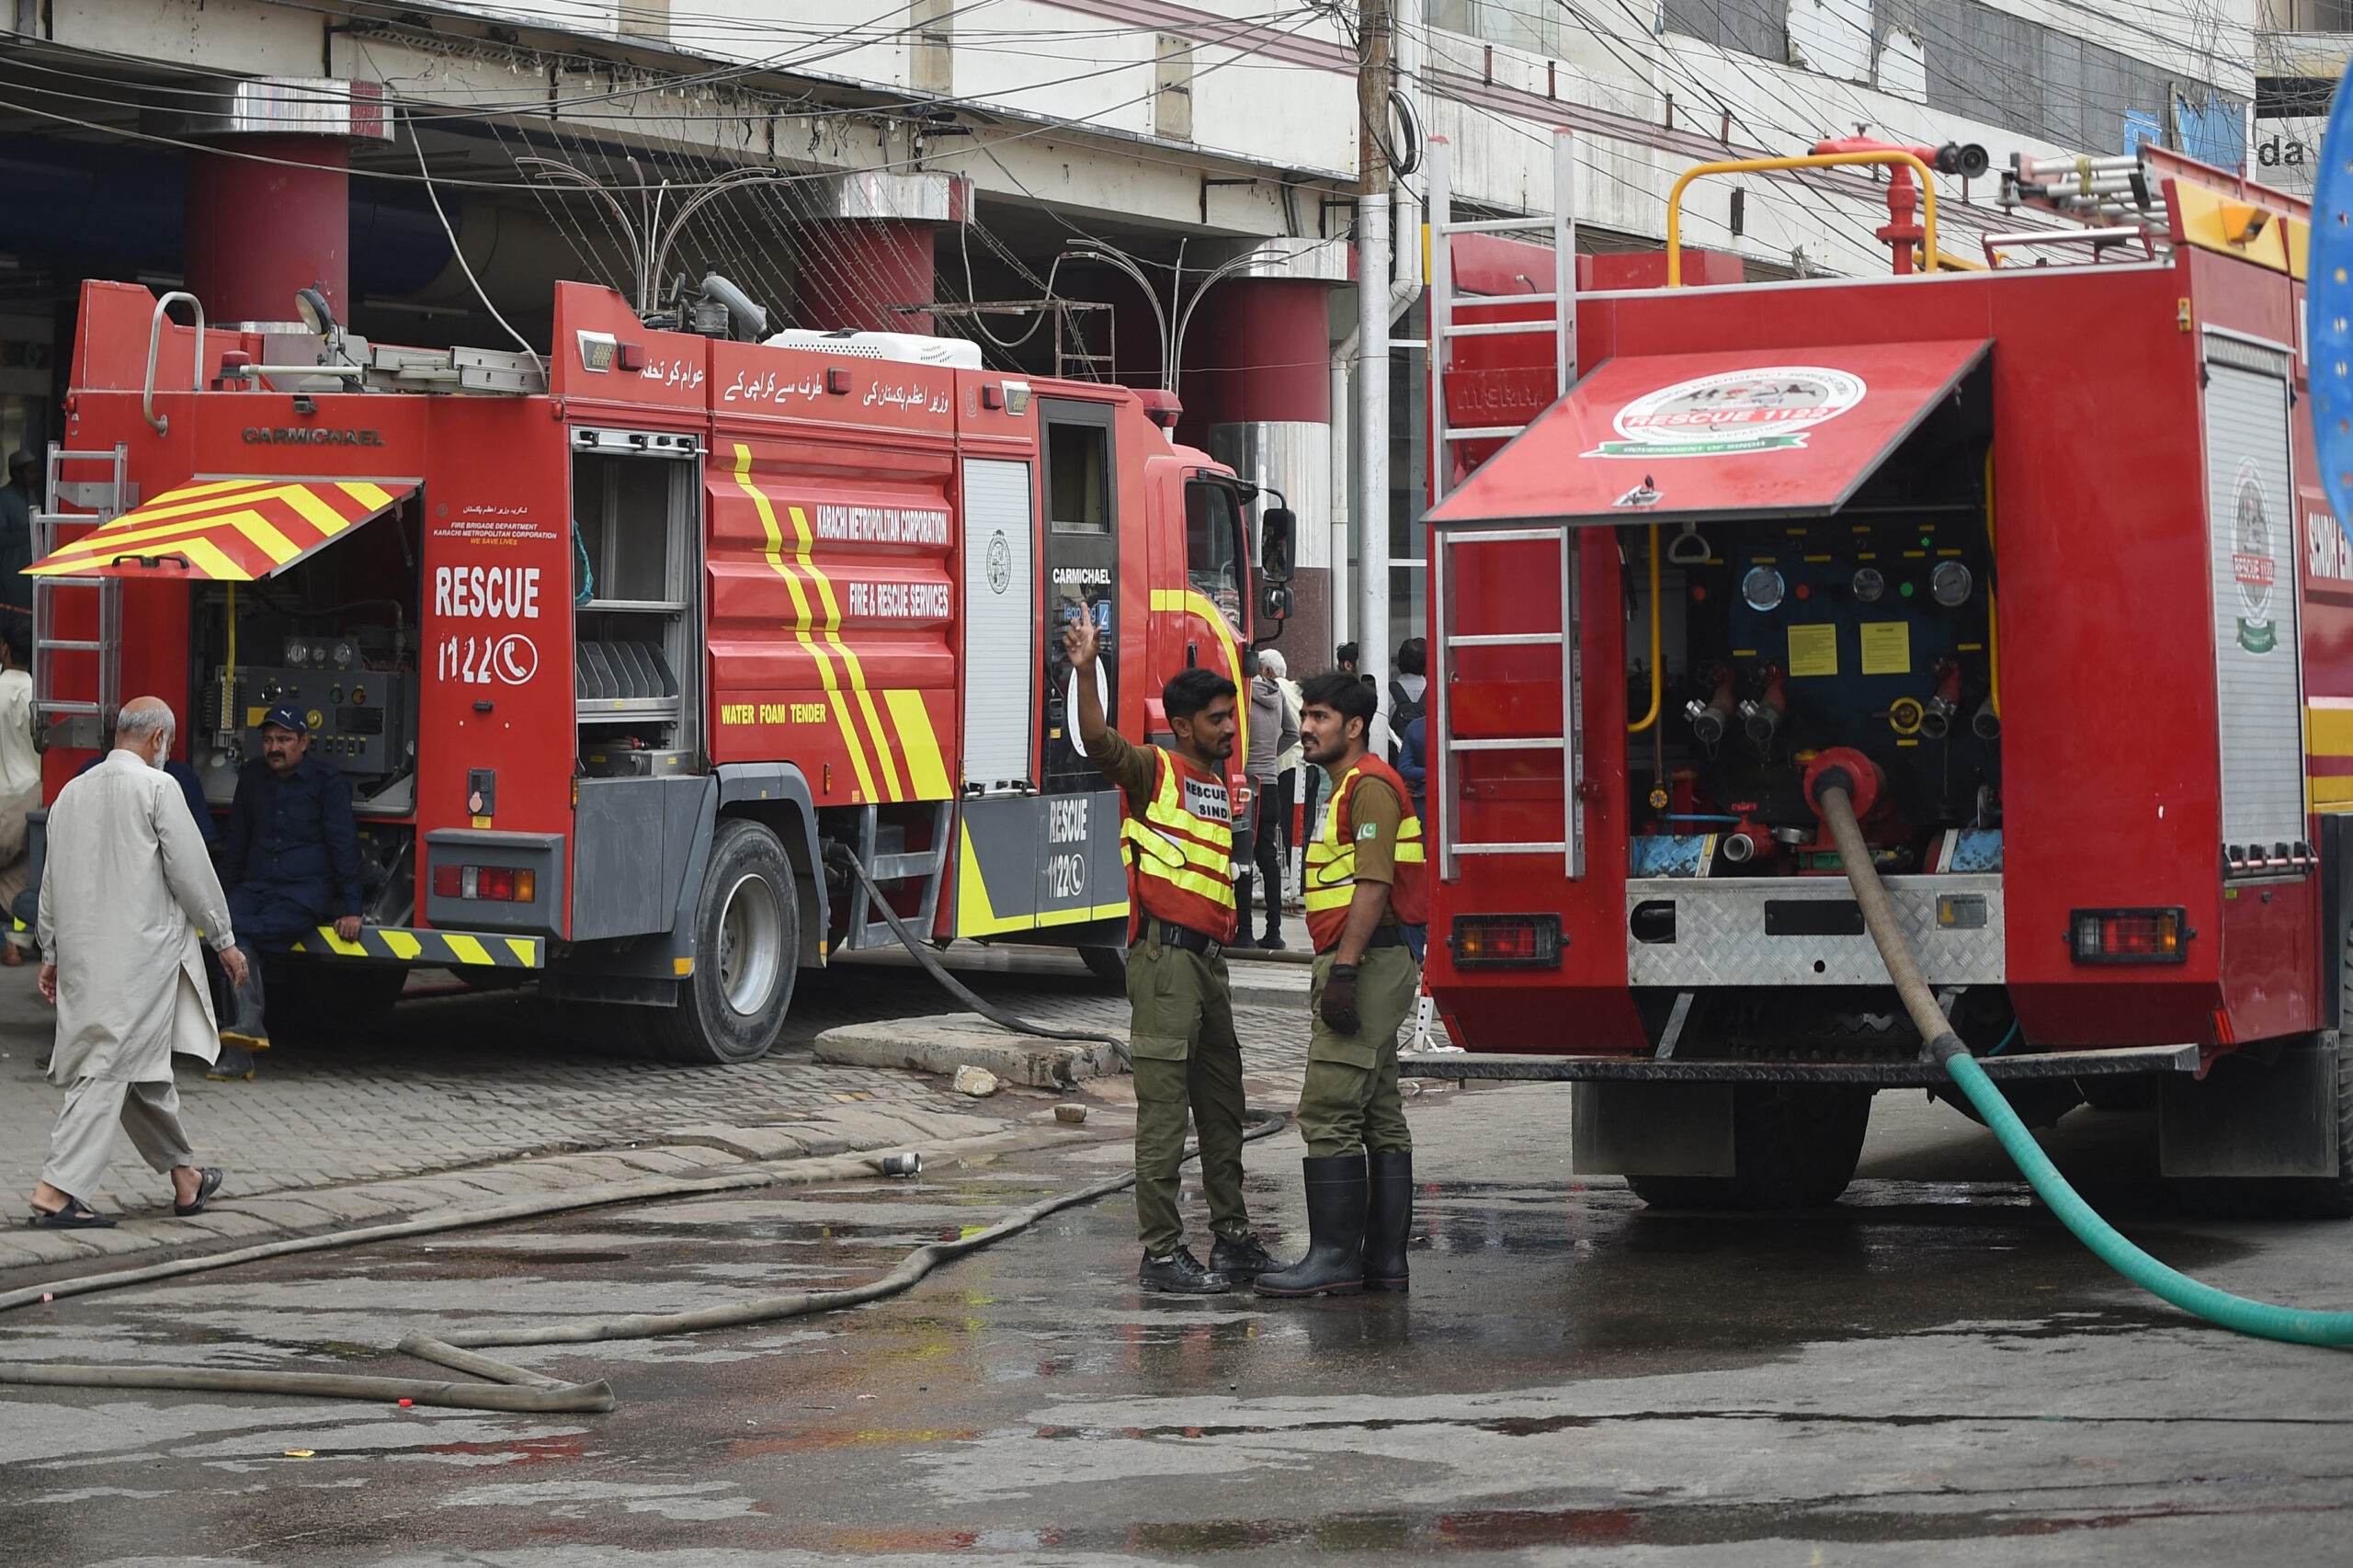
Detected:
[
  {"left": 28, "top": 278, "right": 1289, "bottom": 1062},
  {"left": 1415, "top": 145, "right": 2353, "bottom": 1214}
]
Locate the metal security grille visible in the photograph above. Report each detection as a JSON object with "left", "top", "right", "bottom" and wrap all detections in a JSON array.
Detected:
[
  {"left": 2201, "top": 335, "right": 2306, "bottom": 860},
  {"left": 960, "top": 458, "right": 1037, "bottom": 793}
]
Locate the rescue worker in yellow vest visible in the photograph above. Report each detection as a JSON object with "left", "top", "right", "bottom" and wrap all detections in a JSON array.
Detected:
[
  {"left": 1063, "top": 613, "right": 1288, "bottom": 1294},
  {"left": 1256, "top": 671, "right": 1427, "bottom": 1298}
]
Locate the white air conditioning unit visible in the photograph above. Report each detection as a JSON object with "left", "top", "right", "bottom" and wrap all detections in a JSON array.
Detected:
[{"left": 763, "top": 328, "right": 983, "bottom": 369}]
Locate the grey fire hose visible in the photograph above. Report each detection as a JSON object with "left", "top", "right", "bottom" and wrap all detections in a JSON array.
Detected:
[
  {"left": 1814, "top": 780, "right": 2353, "bottom": 1347},
  {"left": 825, "top": 842, "right": 1132, "bottom": 1062}
]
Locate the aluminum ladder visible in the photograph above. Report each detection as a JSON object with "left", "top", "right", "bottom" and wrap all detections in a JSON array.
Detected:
[
  {"left": 840, "top": 801, "right": 956, "bottom": 952},
  {"left": 1427, "top": 127, "right": 1577, "bottom": 506},
  {"left": 32, "top": 442, "right": 130, "bottom": 751}
]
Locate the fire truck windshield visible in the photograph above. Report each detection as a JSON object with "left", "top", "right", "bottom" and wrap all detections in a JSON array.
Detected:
[{"left": 1184, "top": 478, "right": 1246, "bottom": 632}]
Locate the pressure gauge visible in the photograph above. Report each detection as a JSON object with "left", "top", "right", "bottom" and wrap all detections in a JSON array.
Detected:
[
  {"left": 1851, "top": 566, "right": 1885, "bottom": 603},
  {"left": 1741, "top": 565, "right": 1786, "bottom": 612},
  {"left": 331, "top": 641, "right": 358, "bottom": 670},
  {"left": 284, "top": 639, "right": 309, "bottom": 667},
  {"left": 1930, "top": 561, "right": 1974, "bottom": 608}
]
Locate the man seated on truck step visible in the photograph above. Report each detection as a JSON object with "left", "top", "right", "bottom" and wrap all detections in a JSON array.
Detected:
[
  {"left": 1062, "top": 610, "right": 1286, "bottom": 1296},
  {"left": 212, "top": 705, "right": 364, "bottom": 1080}
]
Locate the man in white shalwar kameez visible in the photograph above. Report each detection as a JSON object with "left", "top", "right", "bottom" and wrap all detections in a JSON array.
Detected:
[{"left": 28, "top": 697, "right": 248, "bottom": 1227}]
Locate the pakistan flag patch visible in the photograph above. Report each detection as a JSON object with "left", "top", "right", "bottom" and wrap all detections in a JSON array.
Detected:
[{"left": 1358, "top": 822, "right": 1381, "bottom": 840}]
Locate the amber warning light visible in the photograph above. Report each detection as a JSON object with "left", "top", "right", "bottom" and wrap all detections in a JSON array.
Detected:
[
  {"left": 2069, "top": 907, "right": 2187, "bottom": 964},
  {"left": 1449, "top": 914, "right": 1563, "bottom": 970},
  {"left": 433, "top": 864, "right": 537, "bottom": 903}
]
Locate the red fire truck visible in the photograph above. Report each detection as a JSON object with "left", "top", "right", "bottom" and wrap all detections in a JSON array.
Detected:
[
  {"left": 28, "top": 278, "right": 1290, "bottom": 1062},
  {"left": 1411, "top": 142, "right": 2353, "bottom": 1214}
]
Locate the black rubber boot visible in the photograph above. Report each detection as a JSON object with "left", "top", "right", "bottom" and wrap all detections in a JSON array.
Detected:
[
  {"left": 1254, "top": 1155, "right": 1368, "bottom": 1298},
  {"left": 1232, "top": 873, "right": 1258, "bottom": 948},
  {"left": 1363, "top": 1150, "right": 1413, "bottom": 1291},
  {"left": 1261, "top": 907, "right": 1285, "bottom": 949}
]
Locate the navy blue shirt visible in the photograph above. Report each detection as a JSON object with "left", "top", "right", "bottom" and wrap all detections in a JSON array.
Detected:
[{"left": 223, "top": 754, "right": 363, "bottom": 940}]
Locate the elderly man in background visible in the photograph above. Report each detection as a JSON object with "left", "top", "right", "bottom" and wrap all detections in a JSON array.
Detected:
[{"left": 26, "top": 697, "right": 245, "bottom": 1228}]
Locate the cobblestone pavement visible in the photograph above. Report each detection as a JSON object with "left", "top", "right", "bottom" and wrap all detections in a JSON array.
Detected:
[{"left": 0, "top": 948, "right": 1319, "bottom": 1231}]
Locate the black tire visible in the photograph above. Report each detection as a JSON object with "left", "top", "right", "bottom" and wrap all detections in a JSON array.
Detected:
[
  {"left": 1626, "top": 1085, "right": 1875, "bottom": 1210},
  {"left": 649, "top": 818, "right": 801, "bottom": 1064},
  {"left": 1079, "top": 944, "right": 1128, "bottom": 986},
  {"left": 2288, "top": 1037, "right": 2353, "bottom": 1219}
]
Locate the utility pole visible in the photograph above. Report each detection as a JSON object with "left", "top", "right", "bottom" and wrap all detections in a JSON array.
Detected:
[{"left": 1355, "top": 0, "right": 1392, "bottom": 700}]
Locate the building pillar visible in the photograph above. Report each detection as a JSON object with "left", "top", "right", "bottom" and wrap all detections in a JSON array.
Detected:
[
  {"left": 796, "top": 173, "right": 971, "bottom": 335},
  {"left": 177, "top": 81, "right": 390, "bottom": 325},
  {"left": 1194, "top": 242, "right": 1348, "bottom": 675}
]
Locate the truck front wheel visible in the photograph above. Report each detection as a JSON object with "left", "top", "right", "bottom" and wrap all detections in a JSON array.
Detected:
[
  {"left": 1626, "top": 1084, "right": 1874, "bottom": 1210},
  {"left": 652, "top": 818, "right": 801, "bottom": 1064}
]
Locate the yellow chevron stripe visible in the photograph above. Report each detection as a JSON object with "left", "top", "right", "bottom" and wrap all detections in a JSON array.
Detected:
[
  {"left": 42, "top": 483, "right": 359, "bottom": 557},
  {"left": 506, "top": 937, "right": 539, "bottom": 964},
  {"left": 229, "top": 512, "right": 303, "bottom": 566},
  {"left": 1151, "top": 588, "right": 1250, "bottom": 766},
  {"left": 444, "top": 933, "right": 492, "bottom": 966},
  {"left": 381, "top": 930, "right": 423, "bottom": 960},
  {"left": 313, "top": 926, "right": 369, "bottom": 956},
  {"left": 178, "top": 537, "right": 251, "bottom": 580},
  {"left": 884, "top": 688, "right": 951, "bottom": 800},
  {"left": 790, "top": 504, "right": 904, "bottom": 801},
  {"left": 733, "top": 447, "right": 878, "bottom": 801},
  {"left": 337, "top": 481, "right": 394, "bottom": 509}
]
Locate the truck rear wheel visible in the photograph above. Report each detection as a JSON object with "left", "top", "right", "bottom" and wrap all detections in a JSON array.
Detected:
[
  {"left": 650, "top": 818, "right": 801, "bottom": 1064},
  {"left": 1626, "top": 1084, "right": 1874, "bottom": 1210}
]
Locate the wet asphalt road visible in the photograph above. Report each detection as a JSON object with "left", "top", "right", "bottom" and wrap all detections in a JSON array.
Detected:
[{"left": 4, "top": 1078, "right": 2352, "bottom": 1567}]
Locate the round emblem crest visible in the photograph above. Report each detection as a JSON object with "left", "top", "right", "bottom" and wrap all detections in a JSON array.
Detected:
[
  {"left": 2232, "top": 459, "right": 2279, "bottom": 653},
  {"left": 1592, "top": 366, "right": 1866, "bottom": 458},
  {"left": 986, "top": 530, "right": 1012, "bottom": 595}
]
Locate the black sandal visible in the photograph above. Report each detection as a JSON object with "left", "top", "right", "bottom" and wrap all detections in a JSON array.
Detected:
[
  {"left": 27, "top": 1196, "right": 115, "bottom": 1229},
  {"left": 174, "top": 1167, "right": 224, "bottom": 1217}
]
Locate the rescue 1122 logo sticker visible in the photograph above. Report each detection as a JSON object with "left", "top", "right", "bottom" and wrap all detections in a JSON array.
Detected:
[
  {"left": 1587, "top": 366, "right": 1866, "bottom": 457},
  {"left": 2232, "top": 458, "right": 2281, "bottom": 653}
]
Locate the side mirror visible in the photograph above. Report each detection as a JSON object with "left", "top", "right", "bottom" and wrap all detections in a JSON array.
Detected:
[
  {"left": 1260, "top": 583, "right": 1293, "bottom": 624},
  {"left": 1259, "top": 506, "right": 1295, "bottom": 583}
]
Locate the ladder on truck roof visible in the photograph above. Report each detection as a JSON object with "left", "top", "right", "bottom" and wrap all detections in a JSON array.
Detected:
[
  {"left": 1427, "top": 129, "right": 1576, "bottom": 505},
  {"left": 31, "top": 442, "right": 130, "bottom": 752},
  {"left": 1427, "top": 131, "right": 1584, "bottom": 882}
]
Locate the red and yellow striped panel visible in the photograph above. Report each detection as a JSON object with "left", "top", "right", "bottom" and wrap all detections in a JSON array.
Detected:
[{"left": 28, "top": 477, "right": 416, "bottom": 581}]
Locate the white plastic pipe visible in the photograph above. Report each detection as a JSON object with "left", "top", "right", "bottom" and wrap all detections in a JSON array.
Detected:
[{"left": 1358, "top": 189, "right": 1392, "bottom": 696}]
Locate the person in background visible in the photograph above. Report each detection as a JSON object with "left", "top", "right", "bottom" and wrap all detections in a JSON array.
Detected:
[
  {"left": 1395, "top": 711, "right": 1430, "bottom": 964},
  {"left": 0, "top": 450, "right": 37, "bottom": 646},
  {"left": 1240, "top": 648, "right": 1300, "bottom": 949},
  {"left": 1389, "top": 639, "right": 1427, "bottom": 765},
  {"left": 28, "top": 697, "right": 244, "bottom": 1228},
  {"left": 0, "top": 626, "right": 37, "bottom": 965},
  {"left": 1260, "top": 649, "right": 1305, "bottom": 908}
]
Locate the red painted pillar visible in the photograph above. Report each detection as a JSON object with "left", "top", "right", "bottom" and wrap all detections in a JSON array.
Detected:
[
  {"left": 185, "top": 136, "right": 352, "bottom": 324},
  {"left": 1187, "top": 258, "right": 1344, "bottom": 673},
  {"left": 796, "top": 219, "right": 938, "bottom": 335}
]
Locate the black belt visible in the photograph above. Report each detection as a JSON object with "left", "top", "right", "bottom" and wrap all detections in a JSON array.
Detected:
[
  {"left": 1315, "top": 925, "right": 1408, "bottom": 957},
  {"left": 1155, "top": 920, "right": 1226, "bottom": 956}
]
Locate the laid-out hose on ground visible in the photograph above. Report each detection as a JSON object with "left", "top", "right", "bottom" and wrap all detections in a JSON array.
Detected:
[
  {"left": 827, "top": 843, "right": 1132, "bottom": 1062},
  {"left": 0, "top": 1115, "right": 1289, "bottom": 1412},
  {"left": 1814, "top": 781, "right": 2353, "bottom": 1349}
]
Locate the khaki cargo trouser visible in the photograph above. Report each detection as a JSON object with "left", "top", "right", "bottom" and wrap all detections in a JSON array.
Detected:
[
  {"left": 1125, "top": 929, "right": 1252, "bottom": 1256},
  {"left": 1298, "top": 943, "right": 1419, "bottom": 1158}
]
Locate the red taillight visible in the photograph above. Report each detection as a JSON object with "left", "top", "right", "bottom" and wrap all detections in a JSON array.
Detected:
[
  {"left": 2070, "top": 908, "right": 2188, "bottom": 964},
  {"left": 433, "top": 864, "right": 536, "bottom": 903},
  {"left": 1449, "top": 915, "right": 1563, "bottom": 969}
]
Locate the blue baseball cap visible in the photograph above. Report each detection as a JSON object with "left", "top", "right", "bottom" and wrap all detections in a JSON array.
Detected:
[{"left": 262, "top": 705, "right": 310, "bottom": 736}]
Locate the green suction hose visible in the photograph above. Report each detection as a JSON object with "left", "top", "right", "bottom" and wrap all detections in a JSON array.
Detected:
[{"left": 1812, "top": 777, "right": 2353, "bottom": 1350}]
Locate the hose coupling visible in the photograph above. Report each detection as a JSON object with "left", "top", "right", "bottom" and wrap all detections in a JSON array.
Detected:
[{"left": 1923, "top": 1030, "right": 1972, "bottom": 1065}]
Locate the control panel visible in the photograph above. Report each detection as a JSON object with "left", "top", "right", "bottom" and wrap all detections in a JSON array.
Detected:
[{"left": 200, "top": 664, "right": 415, "bottom": 801}]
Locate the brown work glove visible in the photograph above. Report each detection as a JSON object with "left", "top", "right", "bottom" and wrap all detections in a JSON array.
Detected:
[{"left": 1320, "top": 963, "right": 1360, "bottom": 1033}]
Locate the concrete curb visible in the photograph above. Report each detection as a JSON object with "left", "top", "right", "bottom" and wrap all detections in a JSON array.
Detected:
[
  {"left": 0, "top": 1103, "right": 1073, "bottom": 1286},
  {"left": 813, "top": 1013, "right": 1128, "bottom": 1088}
]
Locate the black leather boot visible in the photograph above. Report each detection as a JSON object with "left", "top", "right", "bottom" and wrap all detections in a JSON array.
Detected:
[
  {"left": 1363, "top": 1150, "right": 1413, "bottom": 1291},
  {"left": 1254, "top": 1155, "right": 1368, "bottom": 1297},
  {"left": 1232, "top": 873, "right": 1258, "bottom": 948}
]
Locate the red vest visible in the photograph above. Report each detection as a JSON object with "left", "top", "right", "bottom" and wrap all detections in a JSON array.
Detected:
[
  {"left": 1304, "top": 753, "right": 1428, "bottom": 952},
  {"left": 1120, "top": 746, "right": 1239, "bottom": 943}
]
